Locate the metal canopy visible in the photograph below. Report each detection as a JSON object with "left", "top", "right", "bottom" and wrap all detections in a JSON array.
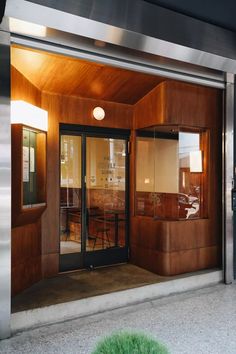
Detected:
[{"left": 0, "top": 0, "right": 236, "bottom": 75}]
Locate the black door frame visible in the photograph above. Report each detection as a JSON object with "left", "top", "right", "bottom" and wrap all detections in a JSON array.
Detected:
[{"left": 59, "top": 124, "right": 130, "bottom": 272}]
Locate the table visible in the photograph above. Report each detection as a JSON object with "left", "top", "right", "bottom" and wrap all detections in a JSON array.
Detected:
[{"left": 104, "top": 209, "right": 126, "bottom": 247}]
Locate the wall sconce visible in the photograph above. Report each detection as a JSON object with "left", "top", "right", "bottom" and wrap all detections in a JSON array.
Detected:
[
  {"left": 93, "top": 107, "right": 105, "bottom": 121},
  {"left": 11, "top": 100, "right": 48, "bottom": 131},
  {"left": 190, "top": 150, "right": 203, "bottom": 173}
]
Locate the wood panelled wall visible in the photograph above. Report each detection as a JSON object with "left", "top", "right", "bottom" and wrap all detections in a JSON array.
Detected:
[
  {"left": 11, "top": 221, "right": 41, "bottom": 295},
  {"left": 131, "top": 80, "right": 222, "bottom": 275},
  {"left": 11, "top": 67, "right": 42, "bottom": 295},
  {"left": 11, "top": 67, "right": 41, "bottom": 106},
  {"left": 11, "top": 67, "right": 133, "bottom": 291},
  {"left": 11, "top": 66, "right": 223, "bottom": 293}
]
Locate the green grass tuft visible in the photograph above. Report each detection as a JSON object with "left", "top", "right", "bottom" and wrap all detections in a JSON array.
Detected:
[{"left": 92, "top": 331, "right": 169, "bottom": 354}]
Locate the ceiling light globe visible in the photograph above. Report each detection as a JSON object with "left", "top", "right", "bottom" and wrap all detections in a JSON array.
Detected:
[{"left": 93, "top": 107, "right": 105, "bottom": 120}]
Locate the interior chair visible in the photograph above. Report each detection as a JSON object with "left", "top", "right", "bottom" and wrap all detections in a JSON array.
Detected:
[{"left": 87, "top": 208, "right": 111, "bottom": 250}]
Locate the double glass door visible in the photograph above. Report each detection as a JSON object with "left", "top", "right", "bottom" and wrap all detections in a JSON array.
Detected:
[{"left": 59, "top": 127, "right": 129, "bottom": 271}]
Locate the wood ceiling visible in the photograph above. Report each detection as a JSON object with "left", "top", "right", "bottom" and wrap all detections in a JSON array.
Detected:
[{"left": 11, "top": 46, "right": 166, "bottom": 105}]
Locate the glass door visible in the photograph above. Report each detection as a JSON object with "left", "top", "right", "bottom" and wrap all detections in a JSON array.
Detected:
[
  {"left": 60, "top": 134, "right": 83, "bottom": 269},
  {"left": 59, "top": 128, "right": 129, "bottom": 271},
  {"left": 84, "top": 136, "right": 128, "bottom": 268}
]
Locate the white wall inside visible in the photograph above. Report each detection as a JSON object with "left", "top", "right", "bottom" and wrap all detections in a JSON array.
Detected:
[{"left": 136, "top": 137, "right": 179, "bottom": 193}]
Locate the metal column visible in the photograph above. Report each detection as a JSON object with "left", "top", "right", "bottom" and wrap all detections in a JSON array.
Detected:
[
  {"left": 224, "top": 73, "right": 235, "bottom": 284},
  {"left": 0, "top": 30, "right": 11, "bottom": 339}
]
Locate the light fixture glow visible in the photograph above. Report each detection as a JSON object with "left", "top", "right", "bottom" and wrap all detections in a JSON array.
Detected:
[
  {"left": 11, "top": 100, "right": 48, "bottom": 131},
  {"left": 190, "top": 150, "right": 202, "bottom": 173},
  {"left": 94, "top": 40, "right": 106, "bottom": 48},
  {"left": 10, "top": 18, "right": 46, "bottom": 37},
  {"left": 93, "top": 107, "right": 105, "bottom": 121}
]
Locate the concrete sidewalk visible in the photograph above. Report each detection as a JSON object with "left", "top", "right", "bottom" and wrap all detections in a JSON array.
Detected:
[{"left": 1, "top": 283, "right": 236, "bottom": 354}]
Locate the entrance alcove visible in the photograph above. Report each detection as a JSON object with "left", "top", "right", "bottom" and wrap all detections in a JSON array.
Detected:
[{"left": 10, "top": 44, "right": 222, "bottom": 300}]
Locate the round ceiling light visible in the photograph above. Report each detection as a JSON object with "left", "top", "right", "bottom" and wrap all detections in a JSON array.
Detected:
[{"left": 93, "top": 107, "right": 105, "bottom": 121}]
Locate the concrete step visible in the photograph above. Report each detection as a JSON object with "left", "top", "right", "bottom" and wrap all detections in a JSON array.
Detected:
[{"left": 11, "top": 269, "right": 222, "bottom": 334}]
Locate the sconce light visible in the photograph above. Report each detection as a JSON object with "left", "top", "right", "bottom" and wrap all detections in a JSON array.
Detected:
[
  {"left": 190, "top": 150, "right": 203, "bottom": 173},
  {"left": 11, "top": 100, "right": 48, "bottom": 131},
  {"left": 93, "top": 107, "right": 105, "bottom": 121}
]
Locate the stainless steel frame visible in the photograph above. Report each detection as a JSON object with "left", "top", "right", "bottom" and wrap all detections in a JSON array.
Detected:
[
  {"left": 224, "top": 73, "right": 235, "bottom": 284},
  {"left": 0, "top": 0, "right": 235, "bottom": 339},
  {"left": 2, "top": 0, "right": 236, "bottom": 74},
  {"left": 0, "top": 30, "right": 11, "bottom": 340}
]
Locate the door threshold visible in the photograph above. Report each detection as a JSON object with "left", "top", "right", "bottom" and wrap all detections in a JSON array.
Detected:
[
  {"left": 59, "top": 261, "right": 127, "bottom": 275},
  {"left": 11, "top": 269, "right": 223, "bottom": 335}
]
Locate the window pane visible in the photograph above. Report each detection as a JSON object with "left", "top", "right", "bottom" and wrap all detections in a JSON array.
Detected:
[
  {"left": 86, "top": 137, "right": 126, "bottom": 250},
  {"left": 136, "top": 136, "right": 155, "bottom": 216},
  {"left": 22, "top": 127, "right": 46, "bottom": 207},
  {"left": 60, "top": 135, "right": 82, "bottom": 255},
  {"left": 179, "top": 132, "right": 202, "bottom": 219},
  {"left": 135, "top": 127, "right": 206, "bottom": 220},
  {"left": 153, "top": 130, "right": 179, "bottom": 220}
]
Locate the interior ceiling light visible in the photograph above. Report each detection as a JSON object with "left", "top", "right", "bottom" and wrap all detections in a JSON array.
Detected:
[
  {"left": 93, "top": 107, "right": 105, "bottom": 121},
  {"left": 190, "top": 150, "right": 203, "bottom": 173}
]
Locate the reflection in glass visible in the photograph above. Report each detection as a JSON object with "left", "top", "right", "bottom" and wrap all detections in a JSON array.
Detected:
[
  {"left": 60, "top": 135, "right": 127, "bottom": 255},
  {"left": 136, "top": 126, "right": 205, "bottom": 220},
  {"left": 23, "top": 128, "right": 37, "bottom": 206},
  {"left": 60, "top": 135, "right": 82, "bottom": 254},
  {"left": 136, "top": 136, "right": 156, "bottom": 217},
  {"left": 179, "top": 132, "right": 201, "bottom": 219},
  {"left": 86, "top": 137, "right": 126, "bottom": 251},
  {"left": 22, "top": 127, "right": 46, "bottom": 208}
]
